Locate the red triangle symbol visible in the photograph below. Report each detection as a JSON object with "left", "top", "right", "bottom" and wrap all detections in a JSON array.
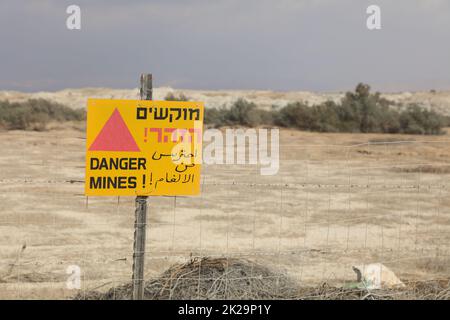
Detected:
[{"left": 89, "top": 108, "right": 140, "bottom": 152}]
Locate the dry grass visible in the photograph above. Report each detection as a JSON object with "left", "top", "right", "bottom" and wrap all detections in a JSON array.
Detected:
[
  {"left": 2, "top": 128, "right": 450, "bottom": 299},
  {"left": 296, "top": 279, "right": 450, "bottom": 300},
  {"left": 393, "top": 165, "right": 450, "bottom": 174}
]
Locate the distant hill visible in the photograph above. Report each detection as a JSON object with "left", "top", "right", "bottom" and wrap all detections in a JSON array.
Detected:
[{"left": 1, "top": 87, "right": 450, "bottom": 115}]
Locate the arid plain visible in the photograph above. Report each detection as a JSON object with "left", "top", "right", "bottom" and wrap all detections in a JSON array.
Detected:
[{"left": 1, "top": 119, "right": 449, "bottom": 298}]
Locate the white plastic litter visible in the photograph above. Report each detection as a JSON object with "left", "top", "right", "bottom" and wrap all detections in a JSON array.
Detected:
[{"left": 352, "top": 263, "right": 405, "bottom": 289}]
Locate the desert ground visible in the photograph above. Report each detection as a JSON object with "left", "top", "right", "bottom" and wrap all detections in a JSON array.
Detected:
[{"left": 0, "top": 121, "right": 449, "bottom": 299}]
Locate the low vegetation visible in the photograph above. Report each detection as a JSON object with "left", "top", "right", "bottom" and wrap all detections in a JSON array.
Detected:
[
  {"left": 0, "top": 84, "right": 447, "bottom": 134},
  {"left": 205, "top": 99, "right": 274, "bottom": 128},
  {"left": 164, "top": 92, "right": 189, "bottom": 101},
  {"left": 204, "top": 84, "right": 448, "bottom": 135},
  {"left": 0, "top": 99, "right": 85, "bottom": 131}
]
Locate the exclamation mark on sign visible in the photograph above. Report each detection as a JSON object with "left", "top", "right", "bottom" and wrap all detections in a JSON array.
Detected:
[
  {"left": 144, "top": 128, "right": 148, "bottom": 142},
  {"left": 142, "top": 174, "right": 146, "bottom": 189}
]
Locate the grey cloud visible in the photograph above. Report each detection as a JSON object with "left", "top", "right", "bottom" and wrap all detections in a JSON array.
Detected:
[{"left": 0, "top": 0, "right": 449, "bottom": 92}]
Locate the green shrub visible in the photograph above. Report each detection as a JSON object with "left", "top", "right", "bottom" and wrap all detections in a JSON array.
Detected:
[
  {"left": 204, "top": 83, "right": 447, "bottom": 135},
  {"left": 165, "top": 92, "right": 189, "bottom": 101},
  {"left": 204, "top": 107, "right": 227, "bottom": 128},
  {"left": 0, "top": 99, "right": 85, "bottom": 131},
  {"left": 399, "top": 105, "right": 444, "bottom": 135},
  {"left": 224, "top": 99, "right": 261, "bottom": 126},
  {"left": 205, "top": 99, "right": 273, "bottom": 128},
  {"left": 272, "top": 83, "right": 446, "bottom": 135}
]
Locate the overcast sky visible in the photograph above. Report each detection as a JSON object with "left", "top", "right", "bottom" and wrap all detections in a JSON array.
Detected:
[{"left": 1, "top": 0, "right": 449, "bottom": 92}]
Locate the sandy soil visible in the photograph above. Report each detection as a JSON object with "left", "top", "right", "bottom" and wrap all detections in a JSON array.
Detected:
[{"left": 0, "top": 126, "right": 450, "bottom": 299}]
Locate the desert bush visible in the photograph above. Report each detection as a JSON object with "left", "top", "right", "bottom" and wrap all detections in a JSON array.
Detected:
[
  {"left": 223, "top": 98, "right": 262, "bottom": 126},
  {"left": 204, "top": 83, "right": 446, "bottom": 135},
  {"left": 205, "top": 99, "right": 273, "bottom": 128},
  {"left": 399, "top": 105, "right": 445, "bottom": 135},
  {"left": 204, "top": 107, "right": 227, "bottom": 128},
  {"left": 0, "top": 99, "right": 85, "bottom": 131},
  {"left": 162, "top": 84, "right": 448, "bottom": 135},
  {"left": 164, "top": 92, "right": 189, "bottom": 101}
]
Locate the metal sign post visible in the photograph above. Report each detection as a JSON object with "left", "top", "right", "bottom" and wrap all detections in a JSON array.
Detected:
[
  {"left": 84, "top": 73, "right": 203, "bottom": 299},
  {"left": 132, "top": 73, "right": 152, "bottom": 300}
]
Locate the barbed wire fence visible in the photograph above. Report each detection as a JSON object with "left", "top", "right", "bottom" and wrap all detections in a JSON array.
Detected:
[{"left": 0, "top": 130, "right": 449, "bottom": 299}]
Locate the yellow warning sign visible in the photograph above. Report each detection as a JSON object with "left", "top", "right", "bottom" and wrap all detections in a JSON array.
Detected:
[{"left": 85, "top": 99, "right": 204, "bottom": 196}]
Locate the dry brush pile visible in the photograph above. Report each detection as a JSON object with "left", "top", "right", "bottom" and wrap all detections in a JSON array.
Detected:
[{"left": 75, "top": 257, "right": 450, "bottom": 300}]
